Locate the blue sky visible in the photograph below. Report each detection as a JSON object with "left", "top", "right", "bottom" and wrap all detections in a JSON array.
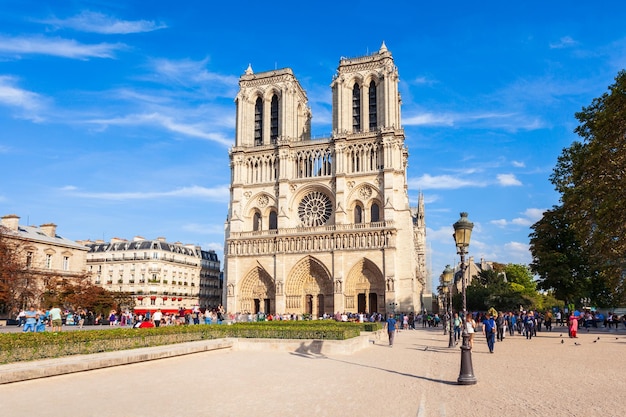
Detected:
[{"left": 1, "top": 1, "right": 625, "bottom": 290}]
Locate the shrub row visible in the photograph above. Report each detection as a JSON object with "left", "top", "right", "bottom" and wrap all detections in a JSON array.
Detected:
[{"left": 0, "top": 321, "right": 382, "bottom": 364}]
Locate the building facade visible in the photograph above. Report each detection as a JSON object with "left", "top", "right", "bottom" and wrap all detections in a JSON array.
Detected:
[
  {"left": 224, "top": 43, "right": 427, "bottom": 316},
  {"left": 0, "top": 214, "right": 89, "bottom": 311},
  {"left": 82, "top": 237, "right": 221, "bottom": 315}
]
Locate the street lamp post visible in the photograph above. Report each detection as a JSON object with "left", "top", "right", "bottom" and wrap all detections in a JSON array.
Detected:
[
  {"left": 442, "top": 265, "right": 455, "bottom": 348},
  {"left": 453, "top": 212, "right": 477, "bottom": 385}
]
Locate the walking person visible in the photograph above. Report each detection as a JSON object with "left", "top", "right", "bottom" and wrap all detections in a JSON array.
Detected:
[
  {"left": 453, "top": 313, "right": 462, "bottom": 344},
  {"left": 482, "top": 312, "right": 496, "bottom": 353},
  {"left": 386, "top": 313, "right": 397, "bottom": 347},
  {"left": 465, "top": 313, "right": 476, "bottom": 348},
  {"left": 48, "top": 305, "right": 63, "bottom": 332},
  {"left": 495, "top": 312, "right": 505, "bottom": 342},
  {"left": 569, "top": 314, "right": 579, "bottom": 338}
]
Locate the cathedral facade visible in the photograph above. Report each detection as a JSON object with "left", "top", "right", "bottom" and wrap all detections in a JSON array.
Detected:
[{"left": 224, "top": 43, "right": 426, "bottom": 316}]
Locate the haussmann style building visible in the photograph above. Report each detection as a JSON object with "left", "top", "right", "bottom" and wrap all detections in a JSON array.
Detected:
[
  {"left": 82, "top": 237, "right": 221, "bottom": 315},
  {"left": 224, "top": 43, "right": 427, "bottom": 317}
]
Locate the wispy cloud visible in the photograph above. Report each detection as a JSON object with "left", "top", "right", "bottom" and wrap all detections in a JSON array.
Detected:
[
  {"left": 549, "top": 36, "right": 578, "bottom": 49},
  {"left": 512, "top": 160, "right": 525, "bottom": 168},
  {"left": 403, "top": 110, "right": 544, "bottom": 131},
  {"left": 85, "top": 112, "right": 233, "bottom": 146},
  {"left": 148, "top": 58, "right": 238, "bottom": 88},
  {"left": 0, "top": 35, "right": 124, "bottom": 59},
  {"left": 63, "top": 185, "right": 230, "bottom": 202},
  {"left": 403, "top": 112, "right": 455, "bottom": 126},
  {"left": 0, "top": 75, "right": 48, "bottom": 121},
  {"left": 409, "top": 174, "right": 486, "bottom": 190},
  {"left": 490, "top": 208, "right": 545, "bottom": 227},
  {"left": 38, "top": 11, "right": 167, "bottom": 34},
  {"left": 497, "top": 173, "right": 522, "bottom": 186}
]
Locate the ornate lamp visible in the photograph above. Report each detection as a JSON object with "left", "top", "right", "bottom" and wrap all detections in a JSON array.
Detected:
[{"left": 453, "top": 212, "right": 477, "bottom": 385}]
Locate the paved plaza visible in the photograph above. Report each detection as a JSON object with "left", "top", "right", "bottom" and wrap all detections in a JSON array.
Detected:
[{"left": 0, "top": 324, "right": 623, "bottom": 417}]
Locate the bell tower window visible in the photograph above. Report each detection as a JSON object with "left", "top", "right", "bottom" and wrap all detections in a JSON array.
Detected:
[
  {"left": 368, "top": 81, "right": 377, "bottom": 130},
  {"left": 352, "top": 84, "right": 361, "bottom": 132},
  {"left": 254, "top": 97, "right": 263, "bottom": 146},
  {"left": 270, "top": 95, "right": 279, "bottom": 144}
]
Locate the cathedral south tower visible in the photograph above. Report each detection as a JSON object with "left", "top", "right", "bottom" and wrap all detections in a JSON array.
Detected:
[{"left": 224, "top": 43, "right": 426, "bottom": 316}]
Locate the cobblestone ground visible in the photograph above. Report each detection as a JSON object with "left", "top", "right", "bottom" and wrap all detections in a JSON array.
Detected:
[{"left": 0, "top": 325, "right": 624, "bottom": 417}]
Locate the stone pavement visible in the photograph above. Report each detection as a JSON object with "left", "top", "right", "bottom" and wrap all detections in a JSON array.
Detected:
[{"left": 0, "top": 325, "right": 624, "bottom": 417}]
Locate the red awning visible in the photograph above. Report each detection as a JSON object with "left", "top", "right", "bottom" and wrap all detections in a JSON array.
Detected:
[{"left": 150, "top": 296, "right": 157, "bottom": 300}]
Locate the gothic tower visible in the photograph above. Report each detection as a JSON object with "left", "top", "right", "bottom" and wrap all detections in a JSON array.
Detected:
[{"left": 224, "top": 43, "right": 426, "bottom": 316}]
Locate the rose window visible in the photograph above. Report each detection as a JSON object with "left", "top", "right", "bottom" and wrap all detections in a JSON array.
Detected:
[{"left": 298, "top": 191, "right": 332, "bottom": 227}]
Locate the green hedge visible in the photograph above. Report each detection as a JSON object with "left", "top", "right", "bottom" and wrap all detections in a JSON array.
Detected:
[{"left": 0, "top": 321, "right": 382, "bottom": 364}]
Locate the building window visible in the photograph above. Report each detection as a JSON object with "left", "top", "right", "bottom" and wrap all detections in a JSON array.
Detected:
[
  {"left": 63, "top": 256, "right": 70, "bottom": 271},
  {"left": 152, "top": 252, "right": 158, "bottom": 259},
  {"left": 352, "top": 84, "right": 361, "bottom": 132},
  {"left": 45, "top": 254, "right": 52, "bottom": 269},
  {"left": 368, "top": 81, "right": 377, "bottom": 130},
  {"left": 270, "top": 95, "right": 279, "bottom": 144},
  {"left": 253, "top": 211, "right": 262, "bottom": 232},
  {"left": 26, "top": 251, "right": 33, "bottom": 268},
  {"left": 150, "top": 298, "right": 156, "bottom": 306},
  {"left": 254, "top": 97, "right": 263, "bottom": 146},
  {"left": 371, "top": 203, "right": 380, "bottom": 223},
  {"left": 269, "top": 211, "right": 278, "bottom": 230},
  {"left": 354, "top": 205, "right": 363, "bottom": 224}
]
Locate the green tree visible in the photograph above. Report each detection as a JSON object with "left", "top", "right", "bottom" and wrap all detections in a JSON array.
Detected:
[
  {"left": 545, "top": 70, "right": 626, "bottom": 306},
  {"left": 529, "top": 205, "right": 591, "bottom": 303}
]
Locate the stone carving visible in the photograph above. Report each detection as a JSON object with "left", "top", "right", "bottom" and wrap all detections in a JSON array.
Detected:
[
  {"left": 359, "top": 185, "right": 372, "bottom": 199},
  {"left": 258, "top": 195, "right": 269, "bottom": 207}
]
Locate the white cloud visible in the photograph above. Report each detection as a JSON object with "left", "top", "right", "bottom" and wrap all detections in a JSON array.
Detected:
[
  {"left": 512, "top": 160, "right": 525, "bottom": 168},
  {"left": 490, "top": 207, "right": 546, "bottom": 228},
  {"left": 65, "top": 185, "right": 230, "bottom": 202},
  {"left": 0, "top": 35, "right": 124, "bottom": 59},
  {"left": 490, "top": 219, "right": 508, "bottom": 227},
  {"left": 549, "top": 36, "right": 578, "bottom": 49},
  {"left": 410, "top": 174, "right": 486, "bottom": 190},
  {"left": 497, "top": 173, "right": 522, "bottom": 186},
  {"left": 38, "top": 11, "right": 167, "bottom": 34},
  {"left": 522, "top": 208, "right": 546, "bottom": 222},
  {"left": 403, "top": 112, "right": 455, "bottom": 126},
  {"left": 0, "top": 76, "right": 48, "bottom": 121},
  {"left": 149, "top": 58, "right": 238, "bottom": 87},
  {"left": 85, "top": 112, "right": 233, "bottom": 146}
]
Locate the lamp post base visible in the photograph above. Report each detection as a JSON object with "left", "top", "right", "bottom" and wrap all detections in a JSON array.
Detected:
[{"left": 457, "top": 333, "right": 477, "bottom": 385}]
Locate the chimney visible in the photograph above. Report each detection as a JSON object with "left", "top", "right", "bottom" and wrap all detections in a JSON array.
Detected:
[
  {"left": 39, "top": 223, "right": 57, "bottom": 237},
  {"left": 157, "top": 237, "right": 167, "bottom": 242},
  {"left": 110, "top": 237, "right": 127, "bottom": 244},
  {"left": 133, "top": 236, "right": 145, "bottom": 242},
  {"left": 1, "top": 214, "right": 20, "bottom": 231}
]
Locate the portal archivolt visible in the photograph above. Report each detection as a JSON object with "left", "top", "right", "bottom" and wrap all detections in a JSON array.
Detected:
[
  {"left": 239, "top": 266, "right": 275, "bottom": 314},
  {"left": 344, "top": 258, "right": 384, "bottom": 313},
  {"left": 285, "top": 256, "right": 333, "bottom": 315}
]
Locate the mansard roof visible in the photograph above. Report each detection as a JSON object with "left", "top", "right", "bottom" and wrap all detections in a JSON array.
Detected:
[
  {"left": 8, "top": 225, "right": 88, "bottom": 251},
  {"left": 86, "top": 238, "right": 218, "bottom": 259}
]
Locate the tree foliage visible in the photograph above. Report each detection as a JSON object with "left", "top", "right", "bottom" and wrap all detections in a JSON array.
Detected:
[
  {"left": 462, "top": 264, "right": 536, "bottom": 312},
  {"left": 530, "top": 70, "right": 626, "bottom": 307}
]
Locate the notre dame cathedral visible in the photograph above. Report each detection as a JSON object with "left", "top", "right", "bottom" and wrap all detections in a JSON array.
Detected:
[{"left": 224, "top": 42, "right": 427, "bottom": 316}]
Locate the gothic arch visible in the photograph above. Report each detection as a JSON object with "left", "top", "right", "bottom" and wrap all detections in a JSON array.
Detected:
[
  {"left": 238, "top": 266, "right": 275, "bottom": 313},
  {"left": 344, "top": 258, "right": 385, "bottom": 313},
  {"left": 285, "top": 256, "right": 333, "bottom": 315},
  {"left": 244, "top": 192, "right": 277, "bottom": 217}
]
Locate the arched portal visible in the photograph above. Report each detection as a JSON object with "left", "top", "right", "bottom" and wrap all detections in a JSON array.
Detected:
[
  {"left": 239, "top": 266, "right": 275, "bottom": 314},
  {"left": 285, "top": 256, "right": 333, "bottom": 316},
  {"left": 344, "top": 258, "right": 384, "bottom": 314}
]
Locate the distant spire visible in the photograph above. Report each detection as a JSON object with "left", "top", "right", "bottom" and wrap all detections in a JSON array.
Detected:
[
  {"left": 245, "top": 63, "right": 253, "bottom": 75},
  {"left": 380, "top": 41, "right": 388, "bottom": 53}
]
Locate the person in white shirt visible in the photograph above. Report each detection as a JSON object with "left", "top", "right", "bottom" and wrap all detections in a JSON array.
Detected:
[{"left": 152, "top": 309, "right": 163, "bottom": 327}]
